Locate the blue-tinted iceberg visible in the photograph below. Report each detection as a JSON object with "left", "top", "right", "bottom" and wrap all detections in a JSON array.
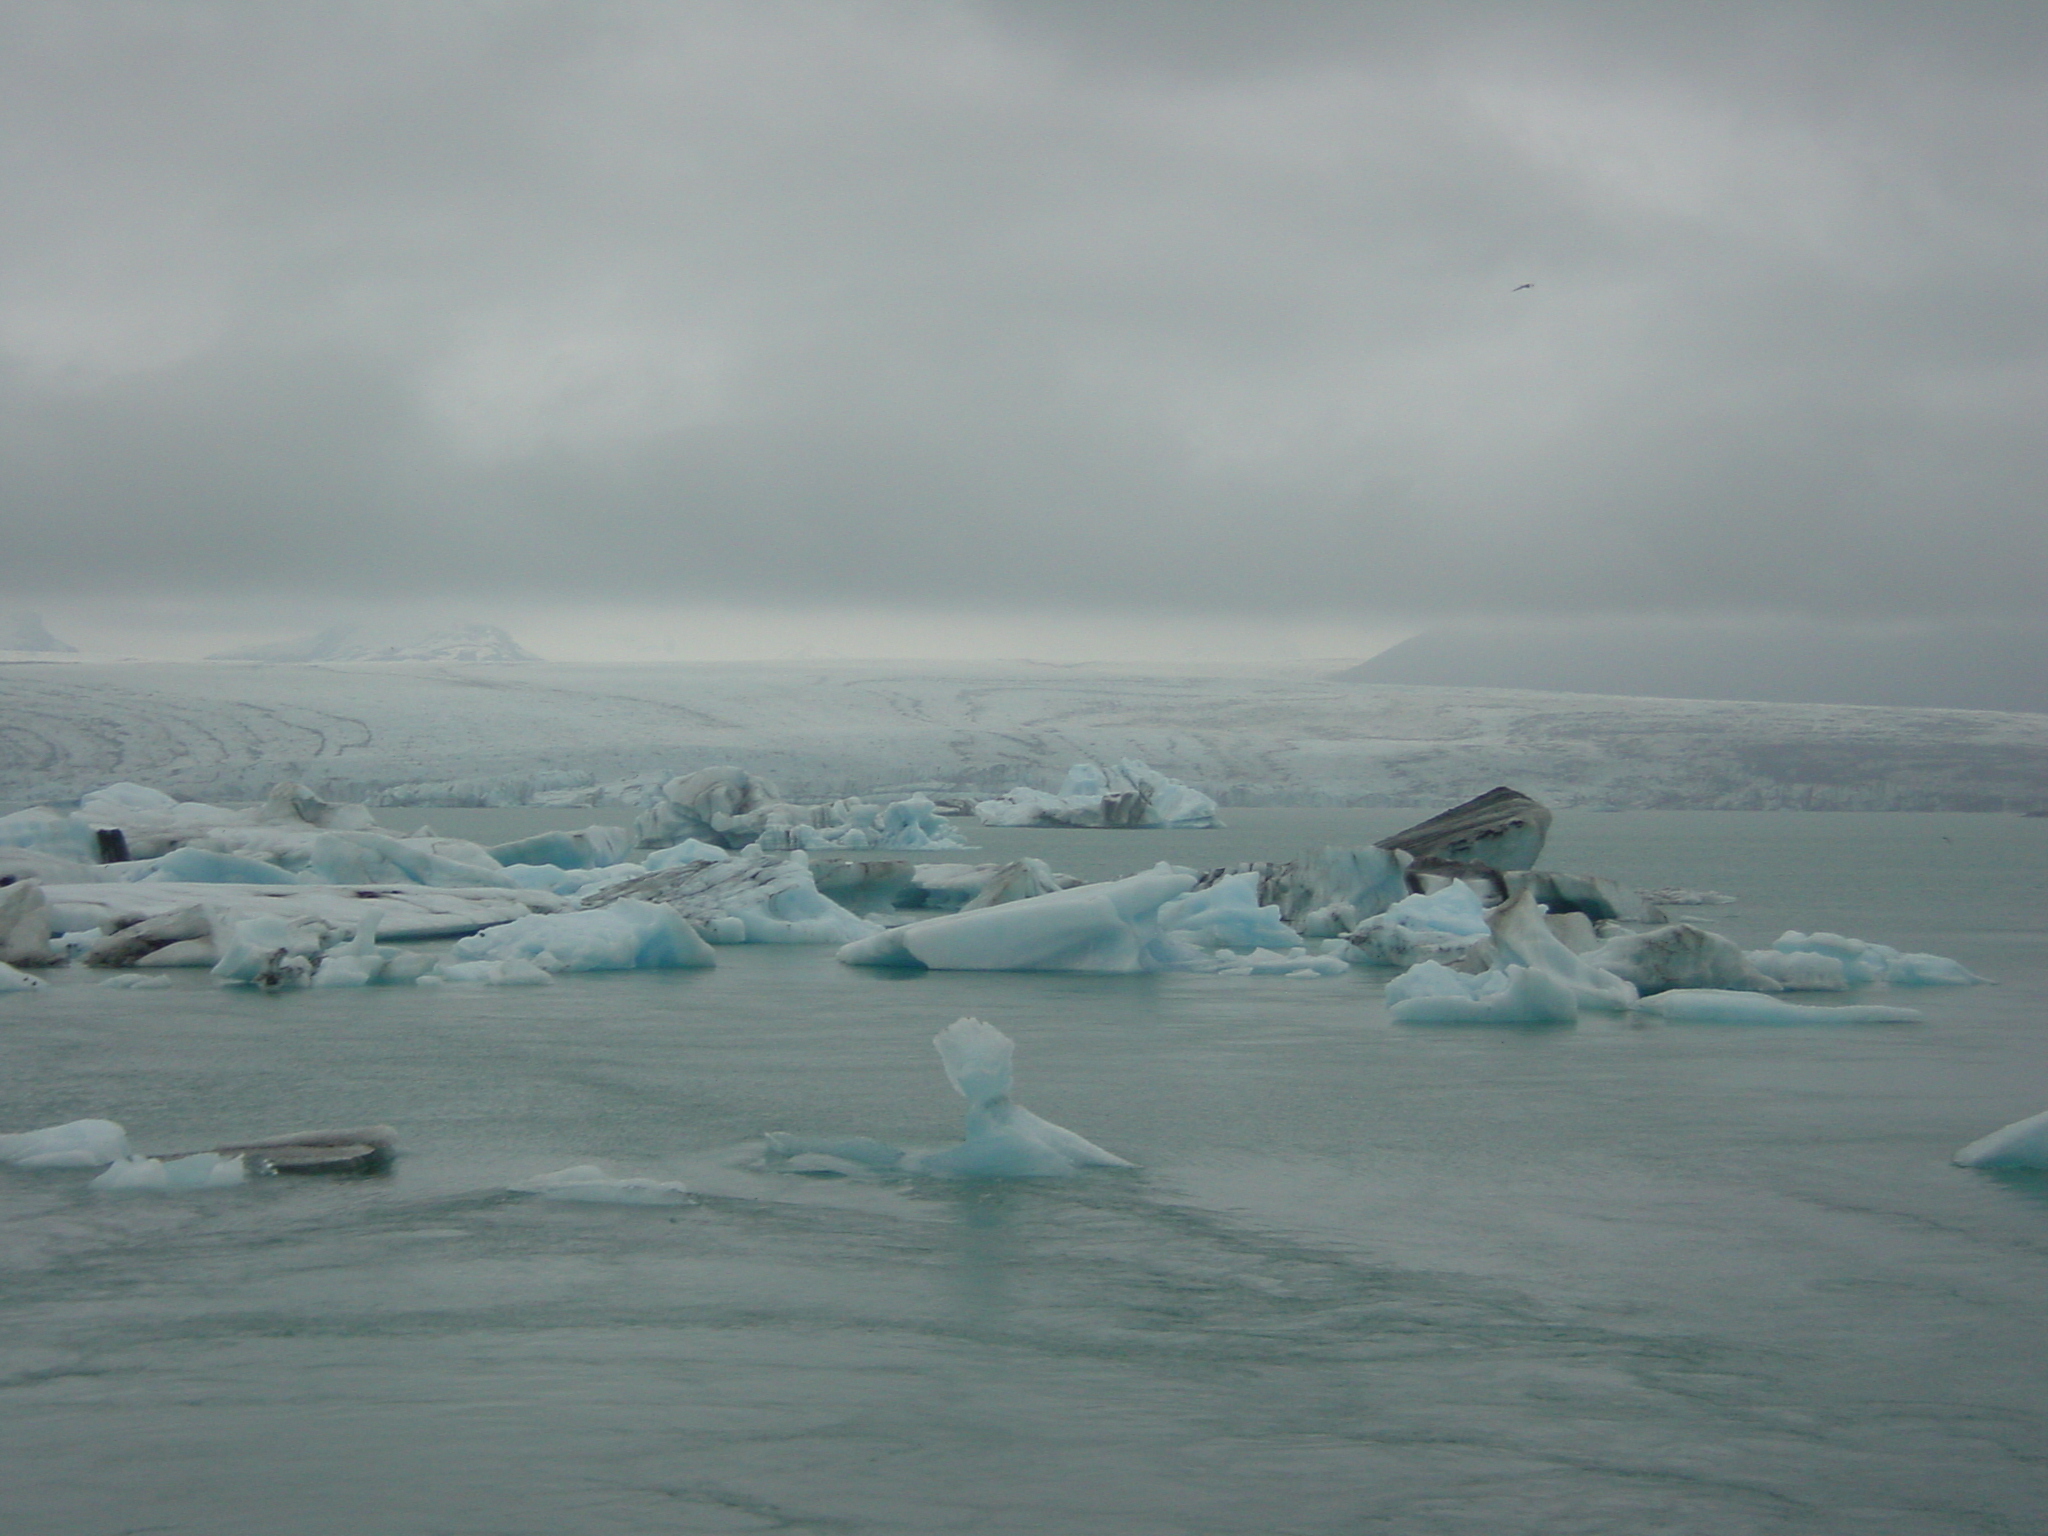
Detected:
[
  {"left": 90, "top": 1152, "right": 252, "bottom": 1191},
  {"left": 1755, "top": 931, "right": 1990, "bottom": 988},
  {"left": 973, "top": 761, "right": 1222, "bottom": 830},
  {"left": 487, "top": 826, "right": 636, "bottom": 871},
  {"left": 450, "top": 900, "right": 716, "bottom": 972},
  {"left": 1385, "top": 962, "right": 1579, "bottom": 1025},
  {"left": 766, "top": 1017, "right": 1131, "bottom": 1180},
  {"left": 1341, "top": 883, "right": 1494, "bottom": 969}
]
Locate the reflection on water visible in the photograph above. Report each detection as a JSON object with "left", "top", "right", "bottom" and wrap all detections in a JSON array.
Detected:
[{"left": 2, "top": 810, "right": 2046, "bottom": 1532}]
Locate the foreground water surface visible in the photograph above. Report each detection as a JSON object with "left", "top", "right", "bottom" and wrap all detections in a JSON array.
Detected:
[{"left": 3, "top": 810, "right": 2045, "bottom": 1534}]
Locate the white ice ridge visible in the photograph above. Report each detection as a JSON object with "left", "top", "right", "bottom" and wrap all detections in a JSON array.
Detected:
[
  {"left": 512, "top": 1164, "right": 692, "bottom": 1204},
  {"left": 1, "top": 1118, "right": 132, "bottom": 1167},
  {"left": 764, "top": 1017, "right": 1132, "bottom": 1180},
  {"left": 1953, "top": 1109, "right": 2048, "bottom": 1170},
  {"left": 1633, "top": 990, "right": 1924, "bottom": 1025},
  {"left": 973, "top": 760, "right": 1222, "bottom": 830}
]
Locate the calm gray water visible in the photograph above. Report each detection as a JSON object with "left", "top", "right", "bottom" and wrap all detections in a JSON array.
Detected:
[{"left": 4, "top": 810, "right": 2045, "bottom": 1535}]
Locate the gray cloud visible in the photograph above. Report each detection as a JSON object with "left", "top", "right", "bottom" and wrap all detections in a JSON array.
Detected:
[{"left": 3, "top": 1, "right": 2043, "bottom": 630}]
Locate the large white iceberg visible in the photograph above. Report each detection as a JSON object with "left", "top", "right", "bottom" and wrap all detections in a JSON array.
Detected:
[
  {"left": 973, "top": 760, "right": 1222, "bottom": 830},
  {"left": 450, "top": 900, "right": 716, "bottom": 972},
  {"left": 765, "top": 1017, "right": 1132, "bottom": 1180}
]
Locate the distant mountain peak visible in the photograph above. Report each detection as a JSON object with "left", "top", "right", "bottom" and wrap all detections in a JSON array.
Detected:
[
  {"left": 2, "top": 613, "right": 78, "bottom": 653},
  {"left": 208, "top": 621, "right": 541, "bottom": 664}
]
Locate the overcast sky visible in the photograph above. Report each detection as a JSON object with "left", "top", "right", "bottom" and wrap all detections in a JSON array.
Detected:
[{"left": 3, "top": 1, "right": 2043, "bottom": 660}]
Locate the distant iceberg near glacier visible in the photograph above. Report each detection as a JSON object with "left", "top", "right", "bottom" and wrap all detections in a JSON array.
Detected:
[
  {"left": 207, "top": 620, "right": 539, "bottom": 664},
  {"left": 973, "top": 760, "right": 1221, "bottom": 830}
]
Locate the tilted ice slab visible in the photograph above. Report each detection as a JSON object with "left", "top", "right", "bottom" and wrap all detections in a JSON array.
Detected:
[
  {"left": 765, "top": 1017, "right": 1132, "bottom": 1180},
  {"left": 1953, "top": 1110, "right": 2048, "bottom": 1170}
]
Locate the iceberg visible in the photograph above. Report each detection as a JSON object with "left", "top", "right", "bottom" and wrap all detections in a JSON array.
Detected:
[
  {"left": 1, "top": 1118, "right": 132, "bottom": 1168},
  {"left": 1953, "top": 1109, "right": 2048, "bottom": 1170},
  {"left": 513, "top": 1164, "right": 692, "bottom": 1204},
  {"left": 1634, "top": 990, "right": 1923, "bottom": 1024},
  {"left": 1375, "top": 786, "right": 1550, "bottom": 871},
  {"left": 1485, "top": 889, "right": 1639, "bottom": 1012},
  {"left": 633, "top": 768, "right": 970, "bottom": 852},
  {"left": 583, "top": 846, "right": 876, "bottom": 945},
  {"left": 1763, "top": 931, "right": 1989, "bottom": 987},
  {"left": 423, "top": 957, "right": 556, "bottom": 986},
  {"left": 813, "top": 857, "right": 1072, "bottom": 916},
  {"left": 487, "top": 826, "right": 636, "bottom": 871},
  {"left": 1386, "top": 962, "right": 1580, "bottom": 1025},
  {"left": 0, "top": 879, "right": 56, "bottom": 966},
  {"left": 1580, "top": 924, "right": 1783, "bottom": 995},
  {"left": 765, "top": 1017, "right": 1131, "bottom": 1180},
  {"left": 450, "top": 900, "right": 717, "bottom": 972},
  {"left": 90, "top": 1153, "right": 252, "bottom": 1191},
  {"left": 0, "top": 960, "right": 47, "bottom": 991},
  {"left": 838, "top": 867, "right": 1197, "bottom": 973},
  {"left": 973, "top": 760, "right": 1222, "bottom": 830},
  {"left": 1341, "top": 882, "right": 1495, "bottom": 969},
  {"left": 210, "top": 913, "right": 327, "bottom": 989}
]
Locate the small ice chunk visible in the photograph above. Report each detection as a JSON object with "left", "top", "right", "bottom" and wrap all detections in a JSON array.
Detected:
[
  {"left": 1634, "top": 990, "right": 1922, "bottom": 1024},
  {"left": 89, "top": 1152, "right": 251, "bottom": 1191},
  {"left": 427, "top": 957, "right": 556, "bottom": 986},
  {"left": 0, "top": 960, "right": 47, "bottom": 991},
  {"left": 1, "top": 1118, "right": 132, "bottom": 1167},
  {"left": 99, "top": 972, "right": 173, "bottom": 989},
  {"left": 1953, "top": 1109, "right": 2048, "bottom": 1170},
  {"left": 513, "top": 1164, "right": 691, "bottom": 1204}
]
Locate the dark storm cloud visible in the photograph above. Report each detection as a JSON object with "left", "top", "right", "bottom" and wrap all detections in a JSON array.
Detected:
[{"left": 2, "top": 0, "right": 2043, "bottom": 624}]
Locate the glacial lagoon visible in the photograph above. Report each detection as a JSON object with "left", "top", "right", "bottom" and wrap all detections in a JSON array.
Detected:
[{"left": 3, "top": 809, "right": 2046, "bottom": 1534}]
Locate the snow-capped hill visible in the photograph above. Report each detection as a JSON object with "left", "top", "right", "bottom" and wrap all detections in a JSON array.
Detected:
[{"left": 209, "top": 622, "right": 540, "bottom": 664}]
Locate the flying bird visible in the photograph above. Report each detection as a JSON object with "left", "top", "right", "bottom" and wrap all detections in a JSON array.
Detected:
[{"left": 1512, "top": 283, "right": 1534, "bottom": 291}]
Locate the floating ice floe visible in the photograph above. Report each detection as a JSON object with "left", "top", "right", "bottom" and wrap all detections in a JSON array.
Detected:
[
  {"left": 1633, "top": 990, "right": 1923, "bottom": 1025},
  {"left": 1, "top": 1118, "right": 132, "bottom": 1167},
  {"left": 1953, "top": 1109, "right": 2048, "bottom": 1170},
  {"left": 421, "top": 957, "right": 556, "bottom": 986},
  {"left": 0, "top": 879, "right": 58, "bottom": 966},
  {"left": 765, "top": 1017, "right": 1132, "bottom": 1180},
  {"left": 450, "top": 899, "right": 716, "bottom": 972},
  {"left": 512, "top": 1164, "right": 692, "bottom": 1204},
  {"left": 90, "top": 1153, "right": 252, "bottom": 1191},
  {"left": 582, "top": 846, "right": 877, "bottom": 944},
  {"left": 632, "top": 767, "right": 970, "bottom": 852},
  {"left": 1385, "top": 962, "right": 1580, "bottom": 1025},
  {"left": 972, "top": 760, "right": 1222, "bottom": 830},
  {"left": 487, "top": 826, "right": 637, "bottom": 871}
]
